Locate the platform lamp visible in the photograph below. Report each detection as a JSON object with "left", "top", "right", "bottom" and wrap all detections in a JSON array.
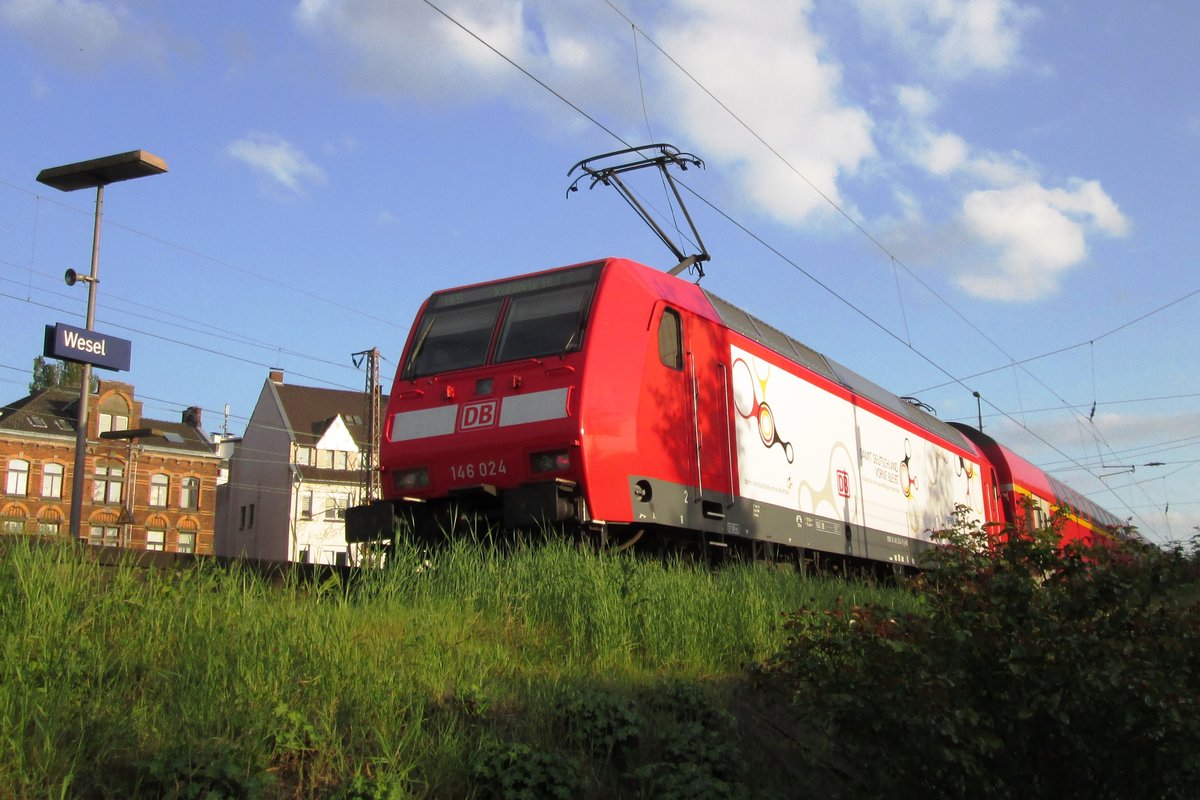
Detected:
[{"left": 36, "top": 151, "right": 168, "bottom": 542}]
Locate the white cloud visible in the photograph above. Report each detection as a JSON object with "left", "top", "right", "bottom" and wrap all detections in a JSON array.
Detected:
[
  {"left": 226, "top": 133, "right": 327, "bottom": 197},
  {"left": 0, "top": 0, "right": 169, "bottom": 71},
  {"left": 291, "top": 0, "right": 1125, "bottom": 300},
  {"left": 655, "top": 0, "right": 875, "bottom": 225},
  {"left": 955, "top": 180, "right": 1128, "bottom": 300},
  {"left": 853, "top": 0, "right": 1037, "bottom": 77},
  {"left": 294, "top": 0, "right": 875, "bottom": 227},
  {"left": 886, "top": 79, "right": 1127, "bottom": 300}
]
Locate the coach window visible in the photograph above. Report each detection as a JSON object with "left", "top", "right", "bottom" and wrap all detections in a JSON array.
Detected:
[{"left": 658, "top": 308, "right": 683, "bottom": 370}]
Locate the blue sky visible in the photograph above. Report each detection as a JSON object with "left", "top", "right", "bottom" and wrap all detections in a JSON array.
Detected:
[{"left": 1, "top": 0, "right": 1197, "bottom": 543}]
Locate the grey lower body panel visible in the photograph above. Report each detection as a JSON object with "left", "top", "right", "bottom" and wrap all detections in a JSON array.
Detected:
[{"left": 627, "top": 475, "right": 930, "bottom": 566}]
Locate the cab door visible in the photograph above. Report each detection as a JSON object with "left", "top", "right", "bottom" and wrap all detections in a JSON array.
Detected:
[{"left": 685, "top": 314, "right": 733, "bottom": 521}]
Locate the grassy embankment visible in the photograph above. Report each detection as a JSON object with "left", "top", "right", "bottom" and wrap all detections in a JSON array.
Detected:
[{"left": 0, "top": 537, "right": 912, "bottom": 798}]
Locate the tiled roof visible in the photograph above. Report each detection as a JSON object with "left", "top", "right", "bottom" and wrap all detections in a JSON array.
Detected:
[
  {"left": 273, "top": 383, "right": 388, "bottom": 447},
  {"left": 0, "top": 387, "right": 215, "bottom": 457},
  {"left": 0, "top": 388, "right": 79, "bottom": 436}
]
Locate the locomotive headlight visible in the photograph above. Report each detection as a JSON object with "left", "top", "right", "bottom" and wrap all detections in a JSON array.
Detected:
[
  {"left": 393, "top": 467, "right": 430, "bottom": 491},
  {"left": 530, "top": 449, "right": 571, "bottom": 474}
]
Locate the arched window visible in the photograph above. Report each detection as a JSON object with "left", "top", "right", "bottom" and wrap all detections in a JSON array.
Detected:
[
  {"left": 37, "top": 507, "right": 63, "bottom": 536},
  {"left": 2, "top": 502, "right": 28, "bottom": 534},
  {"left": 87, "top": 510, "right": 120, "bottom": 546},
  {"left": 5, "top": 459, "right": 29, "bottom": 496},
  {"left": 180, "top": 477, "right": 200, "bottom": 510},
  {"left": 149, "top": 474, "right": 169, "bottom": 507},
  {"left": 92, "top": 463, "right": 123, "bottom": 505},
  {"left": 97, "top": 393, "right": 130, "bottom": 435},
  {"left": 177, "top": 519, "right": 198, "bottom": 554},
  {"left": 40, "top": 463, "right": 64, "bottom": 499}
]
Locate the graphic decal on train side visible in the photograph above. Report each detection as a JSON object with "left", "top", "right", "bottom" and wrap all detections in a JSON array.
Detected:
[
  {"left": 731, "top": 357, "right": 795, "bottom": 462},
  {"left": 729, "top": 344, "right": 984, "bottom": 543}
]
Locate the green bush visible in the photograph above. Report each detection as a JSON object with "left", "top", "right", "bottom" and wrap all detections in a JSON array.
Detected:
[{"left": 761, "top": 509, "right": 1200, "bottom": 799}]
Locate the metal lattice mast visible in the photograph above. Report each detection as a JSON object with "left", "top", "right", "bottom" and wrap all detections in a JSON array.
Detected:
[{"left": 353, "top": 347, "right": 382, "bottom": 503}]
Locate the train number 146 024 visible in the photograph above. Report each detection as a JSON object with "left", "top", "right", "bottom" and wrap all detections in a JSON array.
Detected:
[{"left": 450, "top": 460, "right": 507, "bottom": 481}]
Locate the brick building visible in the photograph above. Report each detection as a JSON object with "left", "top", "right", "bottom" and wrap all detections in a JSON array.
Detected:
[{"left": 0, "top": 379, "right": 221, "bottom": 553}]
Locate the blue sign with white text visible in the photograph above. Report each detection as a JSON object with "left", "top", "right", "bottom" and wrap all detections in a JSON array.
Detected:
[{"left": 44, "top": 323, "right": 132, "bottom": 372}]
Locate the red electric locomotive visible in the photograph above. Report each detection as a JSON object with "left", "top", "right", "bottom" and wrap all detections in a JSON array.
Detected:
[
  {"left": 346, "top": 255, "right": 1121, "bottom": 566},
  {"left": 346, "top": 146, "right": 1125, "bottom": 564}
]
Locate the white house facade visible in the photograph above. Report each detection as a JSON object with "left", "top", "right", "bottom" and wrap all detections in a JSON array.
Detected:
[{"left": 217, "top": 370, "right": 381, "bottom": 564}]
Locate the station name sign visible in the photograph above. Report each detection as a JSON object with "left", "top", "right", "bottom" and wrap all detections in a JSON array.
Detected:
[{"left": 44, "top": 323, "right": 131, "bottom": 372}]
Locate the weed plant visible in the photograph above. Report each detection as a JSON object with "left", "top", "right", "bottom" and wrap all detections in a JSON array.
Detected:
[
  {"left": 0, "top": 536, "right": 904, "bottom": 798},
  {"left": 761, "top": 512, "right": 1200, "bottom": 800}
]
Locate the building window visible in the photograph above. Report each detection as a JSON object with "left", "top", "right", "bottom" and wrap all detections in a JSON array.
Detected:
[
  {"left": 295, "top": 446, "right": 314, "bottom": 466},
  {"left": 146, "top": 529, "right": 165, "bottom": 551},
  {"left": 239, "top": 503, "right": 256, "bottom": 530},
  {"left": 97, "top": 413, "right": 129, "bottom": 434},
  {"left": 88, "top": 525, "right": 119, "bottom": 546},
  {"left": 318, "top": 449, "right": 333, "bottom": 469},
  {"left": 324, "top": 495, "right": 347, "bottom": 520},
  {"left": 177, "top": 531, "right": 196, "bottom": 554},
  {"left": 333, "top": 451, "right": 350, "bottom": 470},
  {"left": 149, "top": 474, "right": 169, "bottom": 507},
  {"left": 180, "top": 477, "right": 200, "bottom": 510},
  {"left": 37, "top": 508, "right": 63, "bottom": 536},
  {"left": 2, "top": 517, "right": 24, "bottom": 535},
  {"left": 92, "top": 465, "right": 123, "bottom": 505},
  {"left": 300, "top": 490, "right": 313, "bottom": 519},
  {"left": 40, "top": 463, "right": 64, "bottom": 499},
  {"left": 6, "top": 460, "right": 30, "bottom": 496}
]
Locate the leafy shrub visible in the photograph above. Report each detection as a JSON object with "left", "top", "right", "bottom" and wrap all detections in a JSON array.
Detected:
[
  {"left": 628, "top": 681, "right": 747, "bottom": 800},
  {"left": 469, "top": 739, "right": 583, "bottom": 800},
  {"left": 761, "top": 510, "right": 1200, "bottom": 800},
  {"left": 559, "top": 687, "right": 640, "bottom": 761}
]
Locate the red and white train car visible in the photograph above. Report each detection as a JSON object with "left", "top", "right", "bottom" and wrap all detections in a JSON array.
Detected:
[{"left": 347, "top": 257, "right": 1120, "bottom": 564}]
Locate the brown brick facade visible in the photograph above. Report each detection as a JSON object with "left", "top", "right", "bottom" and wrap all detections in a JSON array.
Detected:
[{"left": 0, "top": 380, "right": 220, "bottom": 554}]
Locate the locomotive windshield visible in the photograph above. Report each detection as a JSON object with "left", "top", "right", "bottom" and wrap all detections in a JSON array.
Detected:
[{"left": 404, "top": 262, "right": 602, "bottom": 379}]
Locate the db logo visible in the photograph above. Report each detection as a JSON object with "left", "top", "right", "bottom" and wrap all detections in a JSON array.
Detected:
[
  {"left": 836, "top": 469, "right": 851, "bottom": 498},
  {"left": 458, "top": 400, "right": 499, "bottom": 431}
]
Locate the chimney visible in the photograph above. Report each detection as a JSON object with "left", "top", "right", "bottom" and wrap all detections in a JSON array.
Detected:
[
  {"left": 183, "top": 406, "right": 203, "bottom": 428},
  {"left": 269, "top": 369, "right": 284, "bottom": 384}
]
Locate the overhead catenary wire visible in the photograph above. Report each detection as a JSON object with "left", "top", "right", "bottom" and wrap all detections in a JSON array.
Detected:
[
  {"left": 1, "top": 3, "right": 1190, "bottom": 538},
  {"left": 418, "top": 0, "right": 1170, "bottom": 532}
]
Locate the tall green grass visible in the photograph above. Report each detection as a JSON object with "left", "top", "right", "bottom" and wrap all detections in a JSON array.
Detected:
[{"left": 0, "top": 538, "right": 914, "bottom": 798}]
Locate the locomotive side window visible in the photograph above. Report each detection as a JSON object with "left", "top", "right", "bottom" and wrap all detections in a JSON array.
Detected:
[
  {"left": 406, "top": 300, "right": 503, "bottom": 378},
  {"left": 658, "top": 308, "right": 682, "bottom": 370},
  {"left": 495, "top": 284, "right": 593, "bottom": 363}
]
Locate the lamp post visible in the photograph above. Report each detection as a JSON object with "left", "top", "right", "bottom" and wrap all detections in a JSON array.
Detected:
[{"left": 37, "top": 151, "right": 168, "bottom": 543}]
